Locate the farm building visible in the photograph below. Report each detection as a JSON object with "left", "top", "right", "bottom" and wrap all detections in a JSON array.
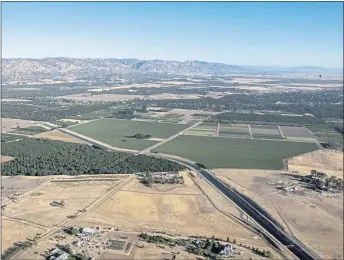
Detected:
[
  {"left": 82, "top": 227, "right": 96, "bottom": 236},
  {"left": 49, "top": 248, "right": 69, "bottom": 260},
  {"left": 150, "top": 172, "right": 184, "bottom": 184}
]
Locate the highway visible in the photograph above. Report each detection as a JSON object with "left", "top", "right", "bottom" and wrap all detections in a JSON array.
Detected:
[
  {"left": 167, "top": 160, "right": 321, "bottom": 260},
  {"left": 59, "top": 128, "right": 321, "bottom": 260}
]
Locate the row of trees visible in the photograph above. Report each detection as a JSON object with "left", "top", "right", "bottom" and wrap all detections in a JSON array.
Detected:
[{"left": 1, "top": 139, "right": 185, "bottom": 176}]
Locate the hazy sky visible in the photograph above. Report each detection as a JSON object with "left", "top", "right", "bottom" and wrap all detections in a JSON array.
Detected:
[{"left": 2, "top": 2, "right": 343, "bottom": 67}]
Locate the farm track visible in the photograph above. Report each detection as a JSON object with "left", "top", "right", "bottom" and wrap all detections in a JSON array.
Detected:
[{"left": 2, "top": 215, "right": 47, "bottom": 230}]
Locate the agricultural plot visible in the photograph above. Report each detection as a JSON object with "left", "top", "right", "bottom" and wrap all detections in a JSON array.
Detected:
[
  {"left": 71, "top": 175, "right": 267, "bottom": 244},
  {"left": 193, "top": 123, "right": 218, "bottom": 131},
  {"left": 70, "top": 119, "right": 189, "bottom": 150},
  {"left": 250, "top": 125, "right": 283, "bottom": 139},
  {"left": 219, "top": 125, "right": 250, "bottom": 136},
  {"left": 157, "top": 113, "right": 183, "bottom": 123},
  {"left": 280, "top": 126, "right": 317, "bottom": 142},
  {"left": 184, "top": 129, "right": 217, "bottom": 136},
  {"left": 153, "top": 135, "right": 319, "bottom": 170},
  {"left": 2, "top": 180, "right": 117, "bottom": 228}
]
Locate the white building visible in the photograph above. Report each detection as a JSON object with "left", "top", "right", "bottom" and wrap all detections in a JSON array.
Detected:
[{"left": 82, "top": 227, "right": 96, "bottom": 236}]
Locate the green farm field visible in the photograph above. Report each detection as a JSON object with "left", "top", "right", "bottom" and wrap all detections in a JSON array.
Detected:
[
  {"left": 219, "top": 126, "right": 250, "bottom": 136},
  {"left": 70, "top": 119, "right": 190, "bottom": 150},
  {"left": 153, "top": 135, "right": 319, "bottom": 169}
]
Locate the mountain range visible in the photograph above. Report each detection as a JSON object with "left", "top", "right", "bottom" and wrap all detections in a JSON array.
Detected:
[{"left": 2, "top": 58, "right": 342, "bottom": 84}]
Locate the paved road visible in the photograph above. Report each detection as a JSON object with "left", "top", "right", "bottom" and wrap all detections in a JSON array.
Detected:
[{"left": 60, "top": 128, "right": 321, "bottom": 260}]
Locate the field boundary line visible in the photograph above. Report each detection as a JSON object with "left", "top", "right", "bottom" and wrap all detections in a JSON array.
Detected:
[
  {"left": 278, "top": 126, "right": 285, "bottom": 139},
  {"left": 248, "top": 124, "right": 253, "bottom": 138}
]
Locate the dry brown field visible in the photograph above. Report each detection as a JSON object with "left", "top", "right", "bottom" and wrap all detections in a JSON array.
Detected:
[
  {"left": 2, "top": 180, "right": 117, "bottom": 228},
  {"left": 287, "top": 150, "right": 343, "bottom": 178},
  {"left": 1, "top": 118, "right": 42, "bottom": 133},
  {"left": 70, "top": 173, "right": 269, "bottom": 249},
  {"left": 1, "top": 217, "right": 46, "bottom": 253},
  {"left": 212, "top": 169, "right": 343, "bottom": 259},
  {"left": 35, "top": 130, "right": 85, "bottom": 144}
]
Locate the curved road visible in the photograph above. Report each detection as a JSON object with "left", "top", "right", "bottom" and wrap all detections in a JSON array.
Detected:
[{"left": 59, "top": 128, "right": 321, "bottom": 260}]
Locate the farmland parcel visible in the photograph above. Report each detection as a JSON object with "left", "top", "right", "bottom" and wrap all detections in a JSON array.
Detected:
[
  {"left": 70, "top": 119, "right": 190, "bottom": 150},
  {"left": 153, "top": 135, "right": 319, "bottom": 169}
]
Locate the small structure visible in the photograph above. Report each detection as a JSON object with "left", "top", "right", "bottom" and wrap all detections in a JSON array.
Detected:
[
  {"left": 49, "top": 248, "right": 69, "bottom": 260},
  {"left": 82, "top": 227, "right": 96, "bottom": 236},
  {"left": 220, "top": 244, "right": 234, "bottom": 258}
]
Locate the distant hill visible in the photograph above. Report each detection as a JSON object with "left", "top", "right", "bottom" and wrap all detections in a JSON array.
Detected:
[
  {"left": 2, "top": 58, "right": 242, "bottom": 84},
  {"left": 2, "top": 57, "right": 342, "bottom": 84}
]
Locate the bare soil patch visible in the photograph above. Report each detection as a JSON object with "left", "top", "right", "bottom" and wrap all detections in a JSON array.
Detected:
[
  {"left": 35, "top": 130, "right": 85, "bottom": 144},
  {"left": 2, "top": 118, "right": 42, "bottom": 133},
  {"left": 212, "top": 168, "right": 343, "bottom": 259},
  {"left": 287, "top": 150, "right": 343, "bottom": 178},
  {"left": 1, "top": 155, "right": 15, "bottom": 163}
]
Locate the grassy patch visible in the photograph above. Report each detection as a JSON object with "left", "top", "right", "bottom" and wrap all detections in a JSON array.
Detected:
[
  {"left": 153, "top": 135, "right": 319, "bottom": 169},
  {"left": 70, "top": 119, "right": 189, "bottom": 150}
]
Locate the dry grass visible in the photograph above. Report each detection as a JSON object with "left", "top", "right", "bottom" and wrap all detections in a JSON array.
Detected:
[
  {"left": 3, "top": 181, "right": 115, "bottom": 228},
  {"left": 1, "top": 217, "right": 45, "bottom": 253},
  {"left": 212, "top": 168, "right": 344, "bottom": 259},
  {"left": 1, "top": 118, "right": 42, "bottom": 133},
  {"left": 35, "top": 130, "right": 85, "bottom": 144},
  {"left": 287, "top": 150, "right": 343, "bottom": 178},
  {"left": 71, "top": 174, "right": 267, "bottom": 247}
]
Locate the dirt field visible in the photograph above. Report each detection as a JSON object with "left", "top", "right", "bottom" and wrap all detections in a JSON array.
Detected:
[
  {"left": 287, "top": 150, "right": 343, "bottom": 178},
  {"left": 1, "top": 118, "right": 42, "bottom": 133},
  {"left": 70, "top": 174, "right": 268, "bottom": 248},
  {"left": 2, "top": 180, "right": 117, "bottom": 228},
  {"left": 1, "top": 176, "right": 51, "bottom": 200},
  {"left": 212, "top": 169, "right": 343, "bottom": 259},
  {"left": 1, "top": 155, "right": 15, "bottom": 163},
  {"left": 1, "top": 217, "right": 46, "bottom": 253},
  {"left": 35, "top": 130, "right": 85, "bottom": 144}
]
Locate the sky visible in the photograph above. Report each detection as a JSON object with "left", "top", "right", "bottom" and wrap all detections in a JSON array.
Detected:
[{"left": 2, "top": 2, "right": 343, "bottom": 68}]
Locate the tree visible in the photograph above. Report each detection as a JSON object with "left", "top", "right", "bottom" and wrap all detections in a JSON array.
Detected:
[
  {"left": 71, "top": 227, "right": 79, "bottom": 236},
  {"left": 60, "top": 200, "right": 65, "bottom": 208},
  {"left": 226, "top": 237, "right": 230, "bottom": 242},
  {"left": 266, "top": 250, "right": 272, "bottom": 258},
  {"left": 233, "top": 239, "right": 236, "bottom": 244}
]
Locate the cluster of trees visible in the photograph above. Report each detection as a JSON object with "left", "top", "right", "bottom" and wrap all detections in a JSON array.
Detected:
[
  {"left": 301, "top": 170, "right": 344, "bottom": 192},
  {"left": 1, "top": 139, "right": 185, "bottom": 176},
  {"left": 143, "top": 89, "right": 343, "bottom": 119},
  {"left": 1, "top": 134, "right": 25, "bottom": 143},
  {"left": 1, "top": 100, "right": 118, "bottom": 121},
  {"left": 128, "top": 133, "right": 152, "bottom": 139},
  {"left": 2, "top": 85, "right": 88, "bottom": 98}
]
